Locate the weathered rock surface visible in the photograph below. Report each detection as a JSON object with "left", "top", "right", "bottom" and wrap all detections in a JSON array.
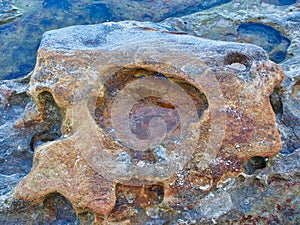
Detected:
[
  {"left": 5, "top": 21, "right": 283, "bottom": 224},
  {"left": 163, "top": 0, "right": 300, "bottom": 154},
  {"left": 0, "top": 1, "right": 299, "bottom": 224}
]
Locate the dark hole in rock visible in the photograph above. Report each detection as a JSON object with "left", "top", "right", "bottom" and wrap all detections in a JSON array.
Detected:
[
  {"left": 0, "top": 192, "right": 78, "bottom": 223},
  {"left": 114, "top": 183, "right": 164, "bottom": 208},
  {"left": 243, "top": 156, "right": 267, "bottom": 175},
  {"left": 143, "top": 14, "right": 153, "bottom": 21},
  {"left": 262, "top": 0, "right": 296, "bottom": 5},
  {"left": 43, "top": 193, "right": 78, "bottom": 223},
  {"left": 224, "top": 52, "right": 250, "bottom": 69},
  {"left": 30, "top": 131, "right": 60, "bottom": 151},
  {"left": 93, "top": 68, "right": 208, "bottom": 163},
  {"left": 237, "top": 174, "right": 246, "bottom": 182},
  {"left": 270, "top": 87, "right": 283, "bottom": 115},
  {"left": 30, "top": 91, "right": 62, "bottom": 150},
  {"left": 237, "top": 23, "right": 291, "bottom": 63}
]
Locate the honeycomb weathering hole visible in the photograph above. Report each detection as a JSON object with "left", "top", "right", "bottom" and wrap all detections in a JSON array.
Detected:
[
  {"left": 243, "top": 156, "right": 267, "bottom": 175},
  {"left": 92, "top": 68, "right": 208, "bottom": 163},
  {"left": 224, "top": 52, "right": 250, "bottom": 68},
  {"left": 30, "top": 91, "right": 62, "bottom": 151}
]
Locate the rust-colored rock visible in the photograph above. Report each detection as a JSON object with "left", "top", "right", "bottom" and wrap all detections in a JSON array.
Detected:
[{"left": 14, "top": 21, "right": 284, "bottom": 223}]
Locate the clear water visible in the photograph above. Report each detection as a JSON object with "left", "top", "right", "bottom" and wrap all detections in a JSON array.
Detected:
[
  {"left": 0, "top": 0, "right": 294, "bottom": 80},
  {"left": 237, "top": 23, "right": 291, "bottom": 63},
  {"left": 0, "top": 0, "right": 113, "bottom": 80},
  {"left": 0, "top": 0, "right": 236, "bottom": 80}
]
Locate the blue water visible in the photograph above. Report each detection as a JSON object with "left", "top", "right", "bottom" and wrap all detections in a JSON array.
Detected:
[
  {"left": 237, "top": 23, "right": 291, "bottom": 63},
  {"left": 263, "top": 0, "right": 296, "bottom": 5},
  {"left": 0, "top": 0, "right": 295, "bottom": 80},
  {"left": 0, "top": 0, "right": 113, "bottom": 80}
]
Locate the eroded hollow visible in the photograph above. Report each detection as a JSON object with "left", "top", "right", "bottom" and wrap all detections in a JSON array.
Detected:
[
  {"left": 224, "top": 52, "right": 250, "bottom": 69},
  {"left": 270, "top": 87, "right": 283, "bottom": 115},
  {"left": 30, "top": 91, "right": 62, "bottom": 151},
  {"left": 243, "top": 156, "right": 267, "bottom": 175},
  {"left": 43, "top": 193, "right": 78, "bottom": 223},
  {"left": 93, "top": 68, "right": 208, "bottom": 164}
]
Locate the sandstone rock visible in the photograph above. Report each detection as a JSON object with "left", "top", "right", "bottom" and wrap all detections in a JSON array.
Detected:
[
  {"left": 12, "top": 21, "right": 284, "bottom": 223},
  {"left": 0, "top": 2, "right": 298, "bottom": 224},
  {"left": 163, "top": 0, "right": 300, "bottom": 154}
]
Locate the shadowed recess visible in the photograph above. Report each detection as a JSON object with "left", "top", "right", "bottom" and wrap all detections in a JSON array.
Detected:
[
  {"left": 29, "top": 91, "right": 62, "bottom": 151},
  {"left": 114, "top": 183, "right": 164, "bottom": 207},
  {"left": 224, "top": 52, "right": 250, "bottom": 68},
  {"left": 243, "top": 156, "right": 267, "bottom": 175},
  {"left": 93, "top": 68, "right": 208, "bottom": 163},
  {"left": 270, "top": 87, "right": 283, "bottom": 115}
]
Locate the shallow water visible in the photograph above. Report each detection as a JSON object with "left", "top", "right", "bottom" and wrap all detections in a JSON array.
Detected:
[
  {"left": 0, "top": 0, "right": 236, "bottom": 80},
  {"left": 0, "top": 0, "right": 113, "bottom": 80},
  {"left": 0, "top": 0, "right": 294, "bottom": 80},
  {"left": 237, "top": 23, "right": 291, "bottom": 63}
]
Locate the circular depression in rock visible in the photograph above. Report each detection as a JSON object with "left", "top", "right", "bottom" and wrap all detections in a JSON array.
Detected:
[
  {"left": 92, "top": 68, "right": 208, "bottom": 164},
  {"left": 237, "top": 23, "right": 291, "bottom": 63}
]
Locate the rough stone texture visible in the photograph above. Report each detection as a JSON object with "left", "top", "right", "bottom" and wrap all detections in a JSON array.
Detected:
[
  {"left": 0, "top": 76, "right": 79, "bottom": 224},
  {"left": 163, "top": 0, "right": 300, "bottom": 154},
  {"left": 0, "top": 1, "right": 299, "bottom": 224},
  {"left": 9, "top": 21, "right": 284, "bottom": 224}
]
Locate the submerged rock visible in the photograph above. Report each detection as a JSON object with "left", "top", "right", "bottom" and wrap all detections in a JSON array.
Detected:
[
  {"left": 0, "top": 0, "right": 21, "bottom": 25},
  {"left": 102, "top": 0, "right": 232, "bottom": 22}
]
